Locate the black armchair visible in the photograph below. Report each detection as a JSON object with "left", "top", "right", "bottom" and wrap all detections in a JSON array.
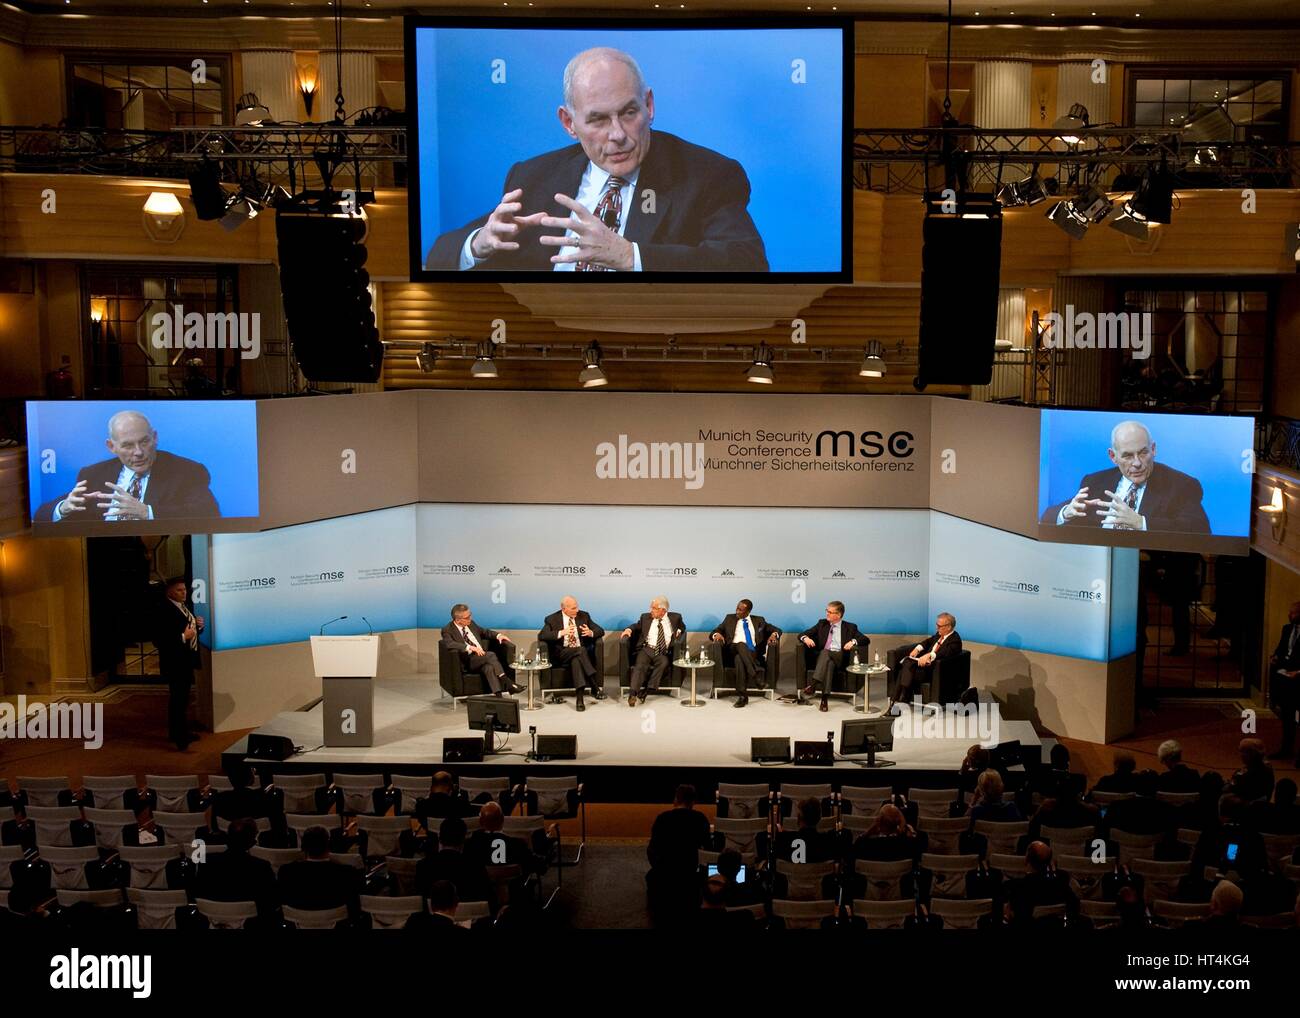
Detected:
[
  {"left": 537, "top": 638, "right": 607, "bottom": 698},
  {"left": 438, "top": 641, "right": 515, "bottom": 701},
  {"left": 885, "top": 645, "right": 971, "bottom": 704},
  {"left": 618, "top": 633, "right": 686, "bottom": 698}
]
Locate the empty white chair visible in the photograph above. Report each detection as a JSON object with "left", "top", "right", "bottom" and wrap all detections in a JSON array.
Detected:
[
  {"left": 1152, "top": 899, "right": 1210, "bottom": 927},
  {"left": 153, "top": 812, "right": 207, "bottom": 848},
  {"left": 283, "top": 904, "right": 349, "bottom": 930},
  {"left": 1057, "top": 854, "right": 1113, "bottom": 901},
  {"left": 988, "top": 852, "right": 1024, "bottom": 873},
  {"left": 83, "top": 807, "right": 135, "bottom": 849},
  {"left": 459, "top": 776, "right": 510, "bottom": 806},
  {"left": 0, "top": 845, "right": 22, "bottom": 889},
  {"left": 332, "top": 774, "right": 385, "bottom": 815},
  {"left": 853, "top": 898, "right": 915, "bottom": 929},
  {"left": 120, "top": 844, "right": 183, "bottom": 889},
  {"left": 1130, "top": 858, "right": 1191, "bottom": 905},
  {"left": 207, "top": 774, "right": 234, "bottom": 791},
  {"left": 384, "top": 855, "right": 420, "bottom": 896},
  {"left": 771, "top": 899, "right": 834, "bottom": 930},
  {"left": 1079, "top": 899, "right": 1121, "bottom": 929},
  {"left": 855, "top": 857, "right": 912, "bottom": 901},
  {"left": 455, "top": 900, "right": 491, "bottom": 927},
  {"left": 916, "top": 815, "right": 969, "bottom": 855},
  {"left": 1090, "top": 790, "right": 1135, "bottom": 805},
  {"left": 1155, "top": 791, "right": 1198, "bottom": 806},
  {"left": 361, "top": 894, "right": 423, "bottom": 930},
  {"left": 284, "top": 813, "right": 325, "bottom": 842},
  {"left": 127, "top": 888, "right": 190, "bottom": 930},
  {"left": 14, "top": 777, "right": 69, "bottom": 808},
  {"left": 840, "top": 814, "right": 873, "bottom": 835},
  {"left": 716, "top": 783, "right": 772, "bottom": 820},
  {"left": 1038, "top": 824, "right": 1098, "bottom": 857},
  {"left": 40, "top": 846, "right": 99, "bottom": 890},
  {"left": 921, "top": 852, "right": 978, "bottom": 899},
  {"left": 25, "top": 805, "right": 81, "bottom": 847},
  {"left": 930, "top": 897, "right": 993, "bottom": 929},
  {"left": 146, "top": 775, "right": 204, "bottom": 813},
  {"left": 907, "top": 788, "right": 959, "bottom": 818},
  {"left": 1110, "top": 829, "right": 1161, "bottom": 866},
  {"left": 775, "top": 859, "right": 835, "bottom": 901},
  {"left": 56, "top": 888, "right": 125, "bottom": 909},
  {"left": 390, "top": 775, "right": 434, "bottom": 816},
  {"left": 1032, "top": 903, "right": 1067, "bottom": 921},
  {"left": 840, "top": 786, "right": 894, "bottom": 816},
  {"left": 250, "top": 846, "right": 302, "bottom": 876},
  {"left": 1260, "top": 833, "right": 1300, "bottom": 872},
  {"left": 82, "top": 775, "right": 137, "bottom": 812},
  {"left": 196, "top": 898, "right": 258, "bottom": 929},
  {"left": 356, "top": 815, "right": 409, "bottom": 859},
  {"left": 270, "top": 773, "right": 328, "bottom": 814},
  {"left": 713, "top": 817, "right": 768, "bottom": 856},
  {"left": 973, "top": 820, "right": 1028, "bottom": 856}
]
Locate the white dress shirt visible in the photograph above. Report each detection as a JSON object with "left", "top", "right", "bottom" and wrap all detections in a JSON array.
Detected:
[
  {"left": 733, "top": 617, "right": 757, "bottom": 645},
  {"left": 647, "top": 616, "right": 672, "bottom": 650},
  {"left": 459, "top": 625, "right": 482, "bottom": 650},
  {"left": 826, "top": 622, "right": 841, "bottom": 651},
  {"left": 459, "top": 163, "right": 642, "bottom": 271},
  {"left": 53, "top": 465, "right": 153, "bottom": 521},
  {"left": 562, "top": 615, "right": 582, "bottom": 647}
]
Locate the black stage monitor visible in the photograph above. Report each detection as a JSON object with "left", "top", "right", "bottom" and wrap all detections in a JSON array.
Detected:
[
  {"left": 534, "top": 735, "right": 577, "bottom": 761},
  {"left": 751, "top": 737, "right": 791, "bottom": 764},
  {"left": 840, "top": 717, "right": 896, "bottom": 768},
  {"left": 246, "top": 733, "right": 296, "bottom": 761},
  {"left": 794, "top": 739, "right": 834, "bottom": 766},
  {"left": 466, "top": 695, "right": 522, "bottom": 755},
  {"left": 442, "top": 737, "right": 484, "bottom": 763}
]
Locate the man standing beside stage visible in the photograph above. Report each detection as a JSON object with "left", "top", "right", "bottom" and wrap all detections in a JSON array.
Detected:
[
  {"left": 888, "top": 612, "right": 963, "bottom": 712},
  {"left": 156, "top": 576, "right": 204, "bottom": 751},
  {"left": 440, "top": 604, "right": 521, "bottom": 697},
  {"left": 538, "top": 596, "right": 606, "bottom": 712},
  {"left": 710, "top": 599, "right": 781, "bottom": 709},
  {"left": 622, "top": 596, "right": 684, "bottom": 708},
  {"left": 799, "top": 601, "right": 866, "bottom": 712},
  {"left": 1268, "top": 600, "right": 1300, "bottom": 767}
]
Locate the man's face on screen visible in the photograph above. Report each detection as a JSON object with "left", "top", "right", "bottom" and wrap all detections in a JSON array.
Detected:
[
  {"left": 649, "top": 602, "right": 667, "bottom": 620},
  {"left": 559, "top": 61, "right": 654, "bottom": 177},
  {"left": 561, "top": 599, "right": 579, "bottom": 619},
  {"left": 1108, "top": 425, "right": 1155, "bottom": 486},
  {"left": 106, "top": 416, "right": 158, "bottom": 475}
]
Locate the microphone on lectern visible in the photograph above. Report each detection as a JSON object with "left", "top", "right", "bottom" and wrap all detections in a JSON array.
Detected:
[
  {"left": 359, "top": 616, "right": 374, "bottom": 635},
  {"left": 320, "top": 615, "right": 348, "bottom": 635}
]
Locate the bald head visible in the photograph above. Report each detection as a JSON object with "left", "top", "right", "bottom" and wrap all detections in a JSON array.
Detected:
[
  {"left": 1026, "top": 840, "right": 1053, "bottom": 874},
  {"left": 479, "top": 800, "right": 504, "bottom": 832},
  {"left": 561, "top": 596, "right": 579, "bottom": 619},
  {"left": 557, "top": 47, "right": 655, "bottom": 178},
  {"left": 105, "top": 410, "right": 158, "bottom": 474},
  {"left": 563, "top": 48, "right": 647, "bottom": 111},
  {"left": 1108, "top": 420, "right": 1156, "bottom": 485}
]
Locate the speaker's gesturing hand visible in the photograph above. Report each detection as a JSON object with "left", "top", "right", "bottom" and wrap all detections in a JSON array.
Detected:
[
  {"left": 1060, "top": 486, "right": 1090, "bottom": 522},
  {"left": 537, "top": 193, "right": 634, "bottom": 270},
  {"left": 57, "top": 479, "right": 90, "bottom": 517},
  {"left": 469, "top": 188, "right": 547, "bottom": 260}
]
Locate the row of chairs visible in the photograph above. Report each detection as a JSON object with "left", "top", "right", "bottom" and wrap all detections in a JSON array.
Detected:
[{"left": 6, "top": 774, "right": 231, "bottom": 812}]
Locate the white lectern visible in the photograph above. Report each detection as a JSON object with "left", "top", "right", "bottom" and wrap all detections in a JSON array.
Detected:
[{"left": 311, "top": 635, "right": 379, "bottom": 747}]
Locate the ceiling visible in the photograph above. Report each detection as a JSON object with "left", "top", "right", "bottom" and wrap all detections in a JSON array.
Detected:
[{"left": 12, "top": 0, "right": 1300, "bottom": 23}]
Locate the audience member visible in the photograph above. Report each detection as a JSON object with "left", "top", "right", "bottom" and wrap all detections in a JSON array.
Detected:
[
  {"left": 697, "top": 874, "right": 756, "bottom": 928},
  {"left": 1002, "top": 841, "right": 1078, "bottom": 926},
  {"left": 1027, "top": 774, "right": 1100, "bottom": 841},
  {"left": 714, "top": 848, "right": 765, "bottom": 907},
  {"left": 1246, "top": 778, "right": 1300, "bottom": 834},
  {"left": 1, "top": 806, "right": 37, "bottom": 852},
  {"left": 192, "top": 817, "right": 277, "bottom": 922},
  {"left": 1171, "top": 771, "right": 1226, "bottom": 832},
  {"left": 969, "top": 770, "right": 1023, "bottom": 822},
  {"left": 467, "top": 802, "right": 537, "bottom": 874},
  {"left": 1101, "top": 769, "right": 1176, "bottom": 839},
  {"left": 1091, "top": 752, "right": 1139, "bottom": 795},
  {"left": 277, "top": 825, "right": 364, "bottom": 921},
  {"left": 1155, "top": 739, "right": 1200, "bottom": 792},
  {"left": 417, "top": 816, "right": 493, "bottom": 907},
  {"left": 853, "top": 804, "right": 924, "bottom": 862},
  {"left": 1227, "top": 738, "right": 1275, "bottom": 803},
  {"left": 1196, "top": 879, "right": 1243, "bottom": 929},
  {"left": 1192, "top": 795, "right": 1268, "bottom": 878},
  {"left": 212, "top": 765, "right": 275, "bottom": 824},
  {"left": 775, "top": 797, "right": 834, "bottom": 862},
  {"left": 405, "top": 879, "right": 469, "bottom": 931},
  {"left": 647, "top": 784, "right": 713, "bottom": 873},
  {"left": 415, "top": 771, "right": 473, "bottom": 828},
  {"left": 120, "top": 803, "right": 165, "bottom": 847}
]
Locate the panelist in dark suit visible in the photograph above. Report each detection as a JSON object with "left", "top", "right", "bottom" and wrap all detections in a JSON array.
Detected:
[
  {"left": 888, "top": 612, "right": 963, "bottom": 711},
  {"left": 799, "top": 601, "right": 866, "bottom": 712},
  {"left": 622, "top": 596, "right": 684, "bottom": 707},
  {"left": 1041, "top": 420, "right": 1210, "bottom": 534},
  {"left": 156, "top": 576, "right": 204, "bottom": 750},
  {"left": 709, "top": 598, "right": 781, "bottom": 708},
  {"left": 38, "top": 410, "right": 220, "bottom": 523},
  {"left": 424, "top": 47, "right": 767, "bottom": 274},
  {"left": 439, "top": 604, "right": 522, "bottom": 697},
  {"left": 538, "top": 596, "right": 606, "bottom": 711},
  {"left": 1268, "top": 601, "right": 1300, "bottom": 765}
]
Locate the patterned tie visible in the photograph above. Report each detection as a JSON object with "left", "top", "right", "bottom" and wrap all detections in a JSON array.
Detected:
[
  {"left": 128, "top": 472, "right": 144, "bottom": 501},
  {"left": 743, "top": 619, "right": 755, "bottom": 650},
  {"left": 180, "top": 602, "right": 198, "bottom": 651},
  {"left": 654, "top": 619, "right": 667, "bottom": 655},
  {"left": 576, "top": 175, "right": 628, "bottom": 272},
  {"left": 565, "top": 617, "right": 579, "bottom": 648}
]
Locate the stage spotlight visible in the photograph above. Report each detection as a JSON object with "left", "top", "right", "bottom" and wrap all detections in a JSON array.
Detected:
[
  {"left": 746, "top": 343, "right": 774, "bottom": 384},
  {"left": 415, "top": 343, "right": 437, "bottom": 373},
  {"left": 470, "top": 340, "right": 499, "bottom": 379},
  {"left": 1045, "top": 186, "right": 1113, "bottom": 239},
  {"left": 859, "top": 341, "right": 887, "bottom": 378},
  {"left": 997, "top": 172, "right": 1048, "bottom": 208},
  {"left": 1053, "top": 102, "right": 1089, "bottom": 144},
  {"left": 187, "top": 159, "right": 228, "bottom": 221},
  {"left": 218, "top": 196, "right": 258, "bottom": 232},
  {"left": 234, "top": 92, "right": 271, "bottom": 127},
  {"left": 1108, "top": 166, "right": 1175, "bottom": 239},
  {"left": 578, "top": 341, "right": 608, "bottom": 388}
]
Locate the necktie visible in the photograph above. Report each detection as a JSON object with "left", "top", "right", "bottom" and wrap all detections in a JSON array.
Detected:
[
  {"left": 743, "top": 619, "right": 754, "bottom": 649},
  {"left": 577, "top": 175, "right": 628, "bottom": 272},
  {"left": 1124, "top": 485, "right": 1140, "bottom": 510},
  {"left": 1289, "top": 626, "right": 1298, "bottom": 658},
  {"left": 565, "top": 618, "right": 579, "bottom": 648},
  {"left": 180, "top": 602, "right": 197, "bottom": 650},
  {"left": 654, "top": 619, "right": 667, "bottom": 655},
  {"left": 825, "top": 625, "right": 835, "bottom": 650},
  {"left": 462, "top": 626, "right": 479, "bottom": 649},
  {"left": 128, "top": 472, "right": 144, "bottom": 500}
]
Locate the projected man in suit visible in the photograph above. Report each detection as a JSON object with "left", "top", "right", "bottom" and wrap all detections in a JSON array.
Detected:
[
  {"left": 799, "top": 601, "right": 866, "bottom": 712},
  {"left": 1042, "top": 420, "right": 1210, "bottom": 534},
  {"left": 538, "top": 596, "right": 607, "bottom": 712},
  {"left": 425, "top": 46, "right": 768, "bottom": 273},
  {"left": 156, "top": 576, "right": 204, "bottom": 751},
  {"left": 888, "top": 612, "right": 963, "bottom": 712},
  {"left": 622, "top": 596, "right": 685, "bottom": 707},
  {"left": 41, "top": 409, "right": 220, "bottom": 523},
  {"left": 710, "top": 599, "right": 781, "bottom": 709},
  {"left": 1268, "top": 601, "right": 1300, "bottom": 766},
  {"left": 440, "top": 604, "right": 522, "bottom": 697}
]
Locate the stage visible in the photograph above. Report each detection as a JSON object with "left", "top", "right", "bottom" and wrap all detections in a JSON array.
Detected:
[{"left": 233, "top": 675, "right": 1042, "bottom": 801}]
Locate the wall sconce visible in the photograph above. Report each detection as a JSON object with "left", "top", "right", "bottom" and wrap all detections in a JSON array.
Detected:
[
  {"left": 298, "top": 64, "right": 319, "bottom": 118},
  {"left": 1260, "top": 483, "right": 1287, "bottom": 540},
  {"left": 142, "top": 191, "right": 186, "bottom": 243}
]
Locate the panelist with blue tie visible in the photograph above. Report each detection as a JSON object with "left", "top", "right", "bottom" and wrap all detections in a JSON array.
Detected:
[
  {"left": 710, "top": 599, "right": 781, "bottom": 709},
  {"left": 799, "top": 601, "right": 867, "bottom": 713}
]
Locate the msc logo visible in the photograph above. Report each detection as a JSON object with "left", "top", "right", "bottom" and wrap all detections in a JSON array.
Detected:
[
  {"left": 1075, "top": 589, "right": 1104, "bottom": 600},
  {"left": 672, "top": 567, "right": 698, "bottom": 576},
  {"left": 815, "top": 429, "right": 915, "bottom": 459},
  {"left": 318, "top": 571, "right": 344, "bottom": 581},
  {"left": 247, "top": 577, "right": 276, "bottom": 588},
  {"left": 896, "top": 570, "right": 921, "bottom": 579},
  {"left": 831, "top": 570, "right": 846, "bottom": 578},
  {"left": 560, "top": 565, "right": 586, "bottom": 575},
  {"left": 782, "top": 568, "right": 810, "bottom": 577},
  {"left": 386, "top": 565, "right": 411, "bottom": 575},
  {"left": 957, "top": 575, "right": 980, "bottom": 586},
  {"left": 1014, "top": 581, "right": 1040, "bottom": 593},
  {"left": 446, "top": 564, "right": 473, "bottom": 574}
]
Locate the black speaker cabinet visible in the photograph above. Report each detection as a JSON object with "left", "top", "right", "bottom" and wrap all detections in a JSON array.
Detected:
[
  {"left": 246, "top": 734, "right": 295, "bottom": 761},
  {"left": 534, "top": 735, "right": 577, "bottom": 761},
  {"left": 751, "top": 736, "right": 791, "bottom": 763}
]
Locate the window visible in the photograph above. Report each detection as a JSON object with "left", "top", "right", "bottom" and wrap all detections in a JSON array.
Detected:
[
  {"left": 1129, "top": 69, "right": 1288, "bottom": 144},
  {"left": 67, "top": 56, "right": 229, "bottom": 129}
]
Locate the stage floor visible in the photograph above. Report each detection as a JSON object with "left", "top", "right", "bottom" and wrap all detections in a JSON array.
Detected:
[{"left": 243, "top": 675, "right": 1040, "bottom": 783}]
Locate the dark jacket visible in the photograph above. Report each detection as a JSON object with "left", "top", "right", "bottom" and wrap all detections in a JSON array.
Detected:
[
  {"left": 1157, "top": 764, "right": 1201, "bottom": 792},
  {"left": 277, "top": 858, "right": 364, "bottom": 917},
  {"left": 538, "top": 610, "right": 605, "bottom": 663},
  {"left": 193, "top": 849, "right": 277, "bottom": 918},
  {"left": 626, "top": 612, "right": 686, "bottom": 657},
  {"left": 155, "top": 597, "right": 201, "bottom": 679},
  {"left": 1041, "top": 462, "right": 1210, "bottom": 534},
  {"left": 37, "top": 450, "right": 220, "bottom": 522},
  {"left": 800, "top": 619, "right": 866, "bottom": 655},
  {"left": 647, "top": 807, "right": 712, "bottom": 873},
  {"left": 415, "top": 849, "right": 494, "bottom": 906},
  {"left": 711, "top": 613, "right": 781, "bottom": 668},
  {"left": 1271, "top": 622, "right": 1300, "bottom": 671},
  {"left": 439, "top": 620, "right": 503, "bottom": 657},
  {"left": 425, "top": 131, "right": 768, "bottom": 273}
]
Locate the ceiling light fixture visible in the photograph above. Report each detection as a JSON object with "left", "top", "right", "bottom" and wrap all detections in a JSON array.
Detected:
[
  {"left": 859, "top": 341, "right": 887, "bottom": 378},
  {"left": 578, "top": 341, "right": 609, "bottom": 388},
  {"left": 471, "top": 340, "right": 499, "bottom": 379},
  {"left": 747, "top": 344, "right": 775, "bottom": 385}
]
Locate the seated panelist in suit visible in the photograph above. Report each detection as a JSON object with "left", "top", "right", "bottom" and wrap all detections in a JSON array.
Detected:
[
  {"left": 622, "top": 596, "right": 684, "bottom": 707},
  {"left": 538, "top": 595, "right": 606, "bottom": 712},
  {"left": 710, "top": 598, "right": 781, "bottom": 709},
  {"left": 424, "top": 47, "right": 767, "bottom": 274},
  {"left": 889, "top": 612, "right": 963, "bottom": 711},
  {"left": 799, "top": 601, "right": 865, "bottom": 712},
  {"left": 39, "top": 410, "right": 220, "bottom": 523},
  {"left": 439, "top": 604, "right": 522, "bottom": 697},
  {"left": 1041, "top": 420, "right": 1210, "bottom": 534}
]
